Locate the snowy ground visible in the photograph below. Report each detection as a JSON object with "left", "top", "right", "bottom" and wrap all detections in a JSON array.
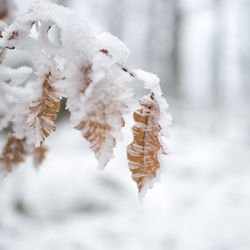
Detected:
[{"left": 0, "top": 104, "right": 249, "bottom": 250}]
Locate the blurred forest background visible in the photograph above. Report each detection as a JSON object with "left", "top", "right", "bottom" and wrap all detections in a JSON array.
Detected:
[{"left": 0, "top": 0, "right": 250, "bottom": 250}]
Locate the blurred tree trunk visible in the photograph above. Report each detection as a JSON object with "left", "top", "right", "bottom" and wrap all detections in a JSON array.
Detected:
[
  {"left": 171, "top": 0, "right": 181, "bottom": 98},
  {"left": 212, "top": 0, "right": 223, "bottom": 106},
  {"left": 0, "top": 0, "right": 8, "bottom": 20},
  {"left": 239, "top": 0, "right": 250, "bottom": 103},
  {"left": 0, "top": 0, "right": 15, "bottom": 24},
  {"left": 238, "top": 0, "right": 250, "bottom": 142},
  {"left": 107, "top": 0, "right": 125, "bottom": 39},
  {"left": 147, "top": 0, "right": 182, "bottom": 98}
]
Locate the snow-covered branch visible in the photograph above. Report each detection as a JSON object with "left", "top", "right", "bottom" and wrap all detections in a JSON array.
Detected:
[{"left": 0, "top": 1, "right": 171, "bottom": 198}]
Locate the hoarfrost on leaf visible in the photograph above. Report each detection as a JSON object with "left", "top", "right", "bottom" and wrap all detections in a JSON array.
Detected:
[
  {"left": 127, "top": 70, "right": 172, "bottom": 199},
  {"left": 27, "top": 72, "right": 61, "bottom": 147},
  {"left": 0, "top": 1, "right": 171, "bottom": 198}
]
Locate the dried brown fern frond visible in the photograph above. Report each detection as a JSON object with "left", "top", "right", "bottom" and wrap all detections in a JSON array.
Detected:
[
  {"left": 27, "top": 72, "right": 61, "bottom": 146},
  {"left": 33, "top": 144, "right": 48, "bottom": 168},
  {"left": 0, "top": 134, "right": 28, "bottom": 173},
  {"left": 127, "top": 92, "right": 165, "bottom": 193}
]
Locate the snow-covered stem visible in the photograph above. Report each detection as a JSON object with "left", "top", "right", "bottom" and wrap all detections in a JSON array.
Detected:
[{"left": 0, "top": 1, "right": 171, "bottom": 198}]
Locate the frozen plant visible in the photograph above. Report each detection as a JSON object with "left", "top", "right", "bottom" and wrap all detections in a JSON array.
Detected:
[{"left": 0, "top": 1, "right": 172, "bottom": 198}]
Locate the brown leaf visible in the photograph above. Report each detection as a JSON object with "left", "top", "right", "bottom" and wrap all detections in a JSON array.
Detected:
[
  {"left": 80, "top": 64, "right": 92, "bottom": 94},
  {"left": 33, "top": 145, "right": 48, "bottom": 168},
  {"left": 0, "top": 134, "right": 28, "bottom": 173},
  {"left": 8, "top": 31, "right": 19, "bottom": 40},
  {"left": 27, "top": 72, "right": 61, "bottom": 145},
  {"left": 76, "top": 117, "right": 115, "bottom": 158},
  {"left": 75, "top": 99, "right": 126, "bottom": 168},
  {"left": 0, "top": 48, "right": 6, "bottom": 64},
  {"left": 127, "top": 92, "right": 163, "bottom": 193},
  {"left": 75, "top": 79, "right": 130, "bottom": 169},
  {"left": 100, "top": 49, "right": 109, "bottom": 55}
]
